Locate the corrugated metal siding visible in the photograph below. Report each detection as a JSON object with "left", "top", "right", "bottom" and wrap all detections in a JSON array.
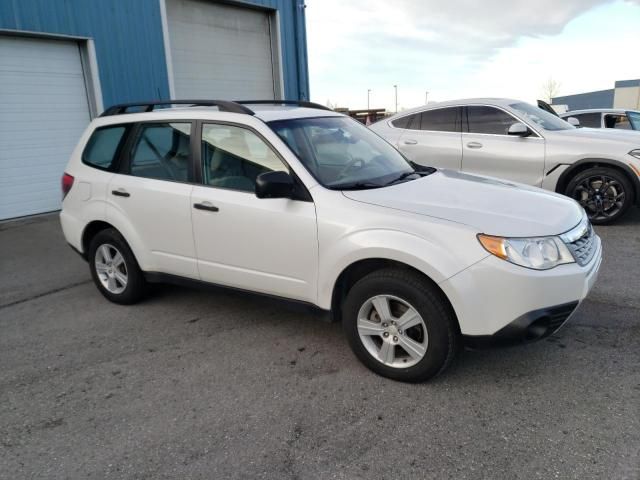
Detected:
[
  {"left": 0, "top": 0, "right": 309, "bottom": 106},
  {"left": 223, "top": 0, "right": 309, "bottom": 100},
  {"left": 552, "top": 89, "right": 614, "bottom": 111},
  {"left": 0, "top": 0, "right": 170, "bottom": 107}
]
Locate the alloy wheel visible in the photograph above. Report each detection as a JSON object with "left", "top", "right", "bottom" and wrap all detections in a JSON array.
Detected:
[
  {"left": 356, "top": 294, "right": 428, "bottom": 368},
  {"left": 571, "top": 174, "right": 625, "bottom": 222},
  {"left": 94, "top": 243, "right": 128, "bottom": 294}
]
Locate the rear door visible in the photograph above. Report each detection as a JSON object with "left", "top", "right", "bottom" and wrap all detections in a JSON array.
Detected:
[
  {"left": 395, "top": 107, "right": 462, "bottom": 170},
  {"left": 461, "top": 106, "right": 545, "bottom": 186},
  {"left": 107, "top": 121, "right": 198, "bottom": 279}
]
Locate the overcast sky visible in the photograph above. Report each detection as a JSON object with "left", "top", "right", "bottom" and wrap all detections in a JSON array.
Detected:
[{"left": 306, "top": 0, "right": 640, "bottom": 111}]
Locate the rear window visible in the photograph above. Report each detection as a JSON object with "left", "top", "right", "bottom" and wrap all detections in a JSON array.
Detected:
[{"left": 82, "top": 125, "right": 127, "bottom": 170}]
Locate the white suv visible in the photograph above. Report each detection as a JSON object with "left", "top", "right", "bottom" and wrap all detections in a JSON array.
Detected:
[
  {"left": 60, "top": 100, "right": 602, "bottom": 382},
  {"left": 370, "top": 98, "right": 640, "bottom": 224}
]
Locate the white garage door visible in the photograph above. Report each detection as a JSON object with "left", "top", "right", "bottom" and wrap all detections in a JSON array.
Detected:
[
  {"left": 0, "top": 35, "right": 91, "bottom": 220},
  {"left": 166, "top": 0, "right": 277, "bottom": 100}
]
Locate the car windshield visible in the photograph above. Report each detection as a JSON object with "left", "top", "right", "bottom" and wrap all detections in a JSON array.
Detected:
[
  {"left": 627, "top": 111, "right": 640, "bottom": 130},
  {"left": 509, "top": 102, "right": 574, "bottom": 131},
  {"left": 268, "top": 116, "right": 423, "bottom": 189}
]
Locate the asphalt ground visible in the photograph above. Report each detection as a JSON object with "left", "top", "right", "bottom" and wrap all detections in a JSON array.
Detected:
[{"left": 1, "top": 210, "right": 639, "bottom": 479}]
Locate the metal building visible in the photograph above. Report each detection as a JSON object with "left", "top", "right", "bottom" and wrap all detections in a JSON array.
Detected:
[
  {"left": 0, "top": 0, "right": 310, "bottom": 220},
  {"left": 552, "top": 79, "right": 640, "bottom": 112}
]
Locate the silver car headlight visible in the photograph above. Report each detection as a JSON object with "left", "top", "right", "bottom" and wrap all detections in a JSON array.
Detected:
[
  {"left": 629, "top": 149, "right": 640, "bottom": 160},
  {"left": 478, "top": 234, "right": 575, "bottom": 270}
]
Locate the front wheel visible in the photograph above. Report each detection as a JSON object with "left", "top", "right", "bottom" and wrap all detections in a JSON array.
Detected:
[
  {"left": 566, "top": 167, "right": 634, "bottom": 224},
  {"left": 342, "top": 268, "right": 459, "bottom": 382}
]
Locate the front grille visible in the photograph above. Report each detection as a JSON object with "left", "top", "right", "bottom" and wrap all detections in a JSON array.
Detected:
[{"left": 565, "top": 222, "right": 596, "bottom": 266}]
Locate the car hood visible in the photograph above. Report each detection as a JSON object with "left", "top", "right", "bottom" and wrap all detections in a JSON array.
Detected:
[
  {"left": 342, "top": 170, "right": 584, "bottom": 237},
  {"left": 553, "top": 127, "right": 640, "bottom": 143}
]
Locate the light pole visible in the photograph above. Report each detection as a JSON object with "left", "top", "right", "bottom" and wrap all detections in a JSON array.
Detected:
[
  {"left": 393, "top": 84, "right": 398, "bottom": 113},
  {"left": 425, "top": 91, "right": 429, "bottom": 104},
  {"left": 367, "top": 89, "right": 371, "bottom": 110}
]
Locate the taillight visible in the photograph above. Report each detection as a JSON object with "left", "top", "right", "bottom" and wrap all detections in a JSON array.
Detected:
[{"left": 62, "top": 173, "right": 75, "bottom": 200}]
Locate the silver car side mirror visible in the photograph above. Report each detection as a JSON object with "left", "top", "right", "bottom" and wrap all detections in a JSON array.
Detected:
[
  {"left": 507, "top": 122, "right": 531, "bottom": 136},
  {"left": 567, "top": 117, "right": 580, "bottom": 127}
]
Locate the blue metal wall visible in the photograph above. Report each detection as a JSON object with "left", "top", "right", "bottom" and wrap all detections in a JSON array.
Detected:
[
  {"left": 552, "top": 89, "right": 614, "bottom": 111},
  {"left": 0, "top": 0, "right": 309, "bottom": 108}
]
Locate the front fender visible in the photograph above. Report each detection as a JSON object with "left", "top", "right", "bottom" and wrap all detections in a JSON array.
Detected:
[{"left": 316, "top": 227, "right": 488, "bottom": 310}]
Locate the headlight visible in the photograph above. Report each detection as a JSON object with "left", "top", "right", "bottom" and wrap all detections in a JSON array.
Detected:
[
  {"left": 629, "top": 149, "right": 640, "bottom": 160},
  {"left": 477, "top": 234, "right": 574, "bottom": 270}
]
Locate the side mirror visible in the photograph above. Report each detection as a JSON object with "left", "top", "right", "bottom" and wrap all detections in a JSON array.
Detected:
[
  {"left": 567, "top": 116, "right": 580, "bottom": 127},
  {"left": 508, "top": 122, "right": 531, "bottom": 136},
  {"left": 255, "top": 171, "right": 294, "bottom": 199}
]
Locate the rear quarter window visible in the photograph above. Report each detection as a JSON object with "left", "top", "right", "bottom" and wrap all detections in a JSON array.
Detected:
[{"left": 82, "top": 125, "right": 127, "bottom": 170}]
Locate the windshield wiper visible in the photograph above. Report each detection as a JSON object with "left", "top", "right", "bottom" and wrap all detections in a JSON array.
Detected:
[
  {"left": 333, "top": 181, "right": 384, "bottom": 191},
  {"left": 385, "top": 171, "right": 420, "bottom": 185},
  {"left": 384, "top": 167, "right": 435, "bottom": 186}
]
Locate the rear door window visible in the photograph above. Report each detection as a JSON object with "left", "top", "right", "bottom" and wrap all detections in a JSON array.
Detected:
[
  {"left": 419, "top": 107, "right": 459, "bottom": 132},
  {"left": 604, "top": 114, "right": 632, "bottom": 130},
  {"left": 82, "top": 125, "right": 127, "bottom": 170},
  {"left": 128, "top": 123, "right": 192, "bottom": 182}
]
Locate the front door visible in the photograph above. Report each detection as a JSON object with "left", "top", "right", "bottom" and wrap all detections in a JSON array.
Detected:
[
  {"left": 461, "top": 106, "right": 545, "bottom": 186},
  {"left": 191, "top": 122, "right": 318, "bottom": 303}
]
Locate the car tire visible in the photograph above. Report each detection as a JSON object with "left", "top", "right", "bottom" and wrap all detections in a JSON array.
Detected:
[
  {"left": 88, "top": 228, "right": 147, "bottom": 305},
  {"left": 342, "top": 268, "right": 459, "bottom": 382},
  {"left": 565, "top": 167, "right": 634, "bottom": 225}
]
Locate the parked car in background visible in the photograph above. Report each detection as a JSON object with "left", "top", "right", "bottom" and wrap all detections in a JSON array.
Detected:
[
  {"left": 60, "top": 100, "right": 601, "bottom": 382},
  {"left": 560, "top": 109, "right": 640, "bottom": 131},
  {"left": 370, "top": 98, "right": 640, "bottom": 224}
]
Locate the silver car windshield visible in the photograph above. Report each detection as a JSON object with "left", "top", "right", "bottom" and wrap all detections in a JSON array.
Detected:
[
  {"left": 269, "top": 116, "right": 424, "bottom": 189},
  {"left": 627, "top": 111, "right": 640, "bottom": 130},
  {"left": 509, "top": 102, "right": 574, "bottom": 131}
]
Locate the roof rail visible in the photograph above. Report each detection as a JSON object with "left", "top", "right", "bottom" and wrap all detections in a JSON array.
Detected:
[
  {"left": 100, "top": 99, "right": 254, "bottom": 117},
  {"left": 235, "top": 100, "right": 332, "bottom": 111}
]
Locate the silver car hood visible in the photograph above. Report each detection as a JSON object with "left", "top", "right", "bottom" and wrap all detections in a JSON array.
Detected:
[
  {"left": 552, "top": 127, "right": 640, "bottom": 143},
  {"left": 342, "top": 170, "right": 584, "bottom": 237}
]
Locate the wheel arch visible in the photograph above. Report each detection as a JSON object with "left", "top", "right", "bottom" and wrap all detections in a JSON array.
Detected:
[
  {"left": 81, "top": 220, "right": 116, "bottom": 259},
  {"left": 555, "top": 158, "right": 640, "bottom": 205},
  {"left": 81, "top": 220, "right": 143, "bottom": 267},
  {"left": 329, "top": 258, "right": 459, "bottom": 332}
]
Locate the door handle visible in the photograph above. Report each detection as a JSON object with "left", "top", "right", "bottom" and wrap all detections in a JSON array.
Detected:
[
  {"left": 403, "top": 139, "right": 418, "bottom": 145},
  {"left": 193, "top": 201, "right": 219, "bottom": 212},
  {"left": 111, "top": 189, "right": 130, "bottom": 197},
  {"left": 466, "top": 141, "right": 483, "bottom": 149}
]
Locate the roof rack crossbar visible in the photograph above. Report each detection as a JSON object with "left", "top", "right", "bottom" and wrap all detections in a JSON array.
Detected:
[
  {"left": 235, "top": 100, "right": 332, "bottom": 111},
  {"left": 100, "top": 99, "right": 254, "bottom": 117}
]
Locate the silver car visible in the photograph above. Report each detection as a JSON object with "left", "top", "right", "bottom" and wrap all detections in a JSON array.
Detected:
[
  {"left": 370, "top": 98, "right": 640, "bottom": 224},
  {"left": 560, "top": 108, "right": 640, "bottom": 131}
]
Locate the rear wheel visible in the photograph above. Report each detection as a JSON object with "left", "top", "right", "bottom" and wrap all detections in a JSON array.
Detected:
[
  {"left": 566, "top": 167, "right": 633, "bottom": 224},
  {"left": 88, "top": 228, "right": 146, "bottom": 304},
  {"left": 342, "top": 268, "right": 458, "bottom": 382}
]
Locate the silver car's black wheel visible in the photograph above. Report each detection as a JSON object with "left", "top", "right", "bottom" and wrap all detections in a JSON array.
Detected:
[{"left": 566, "top": 167, "right": 633, "bottom": 224}]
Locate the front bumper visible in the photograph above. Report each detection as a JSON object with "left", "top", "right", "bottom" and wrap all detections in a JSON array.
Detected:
[
  {"left": 439, "top": 234, "right": 602, "bottom": 341},
  {"left": 462, "top": 301, "right": 579, "bottom": 348}
]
